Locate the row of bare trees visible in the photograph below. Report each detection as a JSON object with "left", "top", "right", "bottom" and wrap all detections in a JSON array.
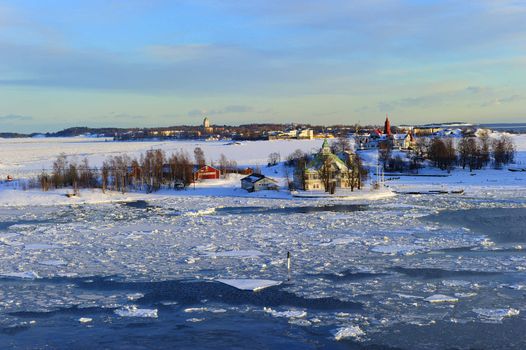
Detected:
[
  {"left": 413, "top": 135, "right": 516, "bottom": 171},
  {"left": 37, "top": 147, "right": 237, "bottom": 193},
  {"left": 39, "top": 155, "right": 98, "bottom": 193}
]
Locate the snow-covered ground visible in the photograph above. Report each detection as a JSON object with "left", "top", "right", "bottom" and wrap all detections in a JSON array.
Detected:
[{"left": 0, "top": 137, "right": 322, "bottom": 179}]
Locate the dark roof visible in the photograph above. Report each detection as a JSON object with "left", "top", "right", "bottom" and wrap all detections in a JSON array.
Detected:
[{"left": 241, "top": 173, "right": 277, "bottom": 183}]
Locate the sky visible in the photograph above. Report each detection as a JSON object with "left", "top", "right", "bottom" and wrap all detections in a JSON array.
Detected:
[{"left": 0, "top": 0, "right": 525, "bottom": 132}]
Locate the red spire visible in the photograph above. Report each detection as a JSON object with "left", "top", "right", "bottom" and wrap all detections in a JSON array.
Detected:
[{"left": 384, "top": 114, "right": 392, "bottom": 136}]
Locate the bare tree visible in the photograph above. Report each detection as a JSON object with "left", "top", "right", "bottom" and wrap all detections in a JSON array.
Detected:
[
  {"left": 378, "top": 140, "right": 392, "bottom": 170},
  {"left": 267, "top": 152, "right": 281, "bottom": 166},
  {"left": 194, "top": 147, "right": 206, "bottom": 168},
  {"left": 218, "top": 154, "right": 228, "bottom": 175},
  {"left": 331, "top": 136, "right": 351, "bottom": 154},
  {"left": 101, "top": 161, "right": 109, "bottom": 193},
  {"left": 492, "top": 135, "right": 516, "bottom": 168},
  {"left": 38, "top": 170, "right": 51, "bottom": 191}
]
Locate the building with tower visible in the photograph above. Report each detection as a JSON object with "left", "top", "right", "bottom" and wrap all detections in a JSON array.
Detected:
[
  {"left": 355, "top": 115, "right": 415, "bottom": 150},
  {"left": 384, "top": 114, "right": 392, "bottom": 136},
  {"left": 295, "top": 139, "right": 359, "bottom": 192},
  {"left": 202, "top": 117, "right": 213, "bottom": 134}
]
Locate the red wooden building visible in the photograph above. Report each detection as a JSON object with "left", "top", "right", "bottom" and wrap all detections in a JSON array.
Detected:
[{"left": 194, "top": 165, "right": 221, "bottom": 181}]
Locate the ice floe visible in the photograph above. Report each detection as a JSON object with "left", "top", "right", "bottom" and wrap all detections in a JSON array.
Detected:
[
  {"left": 370, "top": 244, "right": 427, "bottom": 255},
  {"left": 39, "top": 259, "right": 67, "bottom": 266},
  {"left": 24, "top": 243, "right": 60, "bottom": 250},
  {"left": 264, "top": 307, "right": 307, "bottom": 318},
  {"left": 217, "top": 279, "right": 282, "bottom": 291},
  {"left": 126, "top": 293, "right": 144, "bottom": 301},
  {"left": 424, "top": 294, "right": 459, "bottom": 303},
  {"left": 473, "top": 308, "right": 520, "bottom": 322},
  {"left": 333, "top": 325, "right": 365, "bottom": 341},
  {"left": 1, "top": 271, "right": 40, "bottom": 279},
  {"left": 114, "top": 305, "right": 158, "bottom": 318},
  {"left": 206, "top": 250, "right": 266, "bottom": 258},
  {"left": 442, "top": 280, "right": 471, "bottom": 287}
]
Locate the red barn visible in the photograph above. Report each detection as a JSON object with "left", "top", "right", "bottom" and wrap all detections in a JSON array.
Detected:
[{"left": 194, "top": 165, "right": 221, "bottom": 181}]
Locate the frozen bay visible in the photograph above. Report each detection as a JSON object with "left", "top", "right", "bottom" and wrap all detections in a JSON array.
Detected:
[{"left": 1, "top": 191, "right": 525, "bottom": 349}]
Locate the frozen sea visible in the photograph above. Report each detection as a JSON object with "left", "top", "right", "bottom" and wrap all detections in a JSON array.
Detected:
[{"left": 1, "top": 190, "right": 526, "bottom": 349}]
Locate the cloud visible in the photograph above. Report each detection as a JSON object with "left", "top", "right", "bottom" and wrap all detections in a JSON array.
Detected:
[
  {"left": 481, "top": 94, "right": 523, "bottom": 107},
  {"left": 187, "top": 105, "right": 253, "bottom": 117},
  {"left": 106, "top": 112, "right": 145, "bottom": 120},
  {"left": 0, "top": 114, "right": 33, "bottom": 121}
]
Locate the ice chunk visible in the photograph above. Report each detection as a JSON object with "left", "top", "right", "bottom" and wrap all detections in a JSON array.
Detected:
[
  {"left": 370, "top": 244, "right": 426, "bottom": 255},
  {"left": 473, "top": 308, "right": 519, "bottom": 321},
  {"left": 185, "top": 208, "right": 216, "bottom": 216},
  {"left": 217, "top": 279, "right": 282, "bottom": 291},
  {"left": 442, "top": 280, "right": 471, "bottom": 287},
  {"left": 424, "top": 294, "right": 459, "bottom": 303},
  {"left": 184, "top": 307, "right": 227, "bottom": 313},
  {"left": 2, "top": 271, "right": 40, "bottom": 279},
  {"left": 24, "top": 243, "right": 60, "bottom": 250},
  {"left": 79, "top": 317, "right": 93, "bottom": 323},
  {"left": 0, "top": 232, "right": 18, "bottom": 240},
  {"left": 288, "top": 319, "right": 312, "bottom": 326},
  {"left": 264, "top": 307, "right": 307, "bottom": 318},
  {"left": 334, "top": 325, "right": 365, "bottom": 341},
  {"left": 39, "top": 259, "right": 67, "bottom": 266},
  {"left": 184, "top": 307, "right": 208, "bottom": 313},
  {"left": 207, "top": 250, "right": 266, "bottom": 258},
  {"left": 126, "top": 293, "right": 144, "bottom": 301},
  {"left": 114, "top": 305, "right": 158, "bottom": 318},
  {"left": 505, "top": 283, "right": 526, "bottom": 290}
]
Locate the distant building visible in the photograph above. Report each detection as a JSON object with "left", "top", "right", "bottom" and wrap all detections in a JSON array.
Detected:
[
  {"left": 355, "top": 116, "right": 415, "bottom": 150},
  {"left": 241, "top": 174, "right": 279, "bottom": 192},
  {"left": 384, "top": 115, "right": 392, "bottom": 136},
  {"left": 268, "top": 128, "right": 314, "bottom": 140},
  {"left": 299, "top": 139, "right": 358, "bottom": 192},
  {"left": 203, "top": 117, "right": 213, "bottom": 134},
  {"left": 392, "top": 133, "right": 415, "bottom": 150}
]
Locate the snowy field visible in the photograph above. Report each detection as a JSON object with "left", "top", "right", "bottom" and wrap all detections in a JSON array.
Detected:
[
  {"left": 0, "top": 136, "right": 526, "bottom": 349},
  {"left": 0, "top": 137, "right": 323, "bottom": 178}
]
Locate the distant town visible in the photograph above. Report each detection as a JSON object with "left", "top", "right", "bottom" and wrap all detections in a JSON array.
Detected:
[{"left": 2, "top": 117, "right": 525, "bottom": 140}]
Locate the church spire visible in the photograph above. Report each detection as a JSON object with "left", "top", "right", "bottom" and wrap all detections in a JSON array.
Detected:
[
  {"left": 321, "top": 138, "right": 331, "bottom": 155},
  {"left": 384, "top": 114, "right": 392, "bottom": 136}
]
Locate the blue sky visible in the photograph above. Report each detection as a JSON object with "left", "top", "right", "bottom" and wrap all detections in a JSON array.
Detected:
[{"left": 0, "top": 0, "right": 525, "bottom": 132}]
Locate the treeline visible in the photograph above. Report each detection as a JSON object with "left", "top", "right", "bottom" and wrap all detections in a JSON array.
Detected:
[
  {"left": 36, "top": 147, "right": 237, "bottom": 193},
  {"left": 382, "top": 134, "right": 516, "bottom": 172}
]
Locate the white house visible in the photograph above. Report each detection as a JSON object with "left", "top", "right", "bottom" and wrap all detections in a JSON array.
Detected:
[{"left": 241, "top": 174, "right": 279, "bottom": 192}]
